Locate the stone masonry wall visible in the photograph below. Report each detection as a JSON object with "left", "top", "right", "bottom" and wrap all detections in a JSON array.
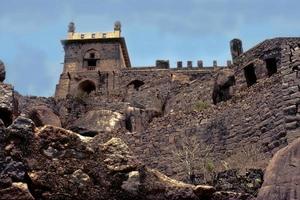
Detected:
[{"left": 119, "top": 38, "right": 300, "bottom": 180}]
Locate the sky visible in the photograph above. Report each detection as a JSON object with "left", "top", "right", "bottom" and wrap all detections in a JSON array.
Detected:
[{"left": 0, "top": 0, "right": 300, "bottom": 97}]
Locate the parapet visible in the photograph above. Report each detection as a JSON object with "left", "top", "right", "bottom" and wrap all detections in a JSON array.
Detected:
[{"left": 65, "top": 21, "right": 121, "bottom": 41}]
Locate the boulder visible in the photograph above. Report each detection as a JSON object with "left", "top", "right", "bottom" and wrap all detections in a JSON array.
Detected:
[
  {"left": 125, "top": 106, "right": 160, "bottom": 133},
  {"left": 100, "top": 137, "right": 140, "bottom": 172},
  {"left": 212, "top": 69, "right": 236, "bottom": 104},
  {"left": 0, "top": 83, "right": 16, "bottom": 127},
  {"left": 0, "top": 60, "right": 5, "bottom": 82},
  {"left": 257, "top": 137, "right": 300, "bottom": 200},
  {"left": 0, "top": 182, "right": 34, "bottom": 200},
  {"left": 5, "top": 117, "right": 35, "bottom": 159},
  {"left": 28, "top": 105, "right": 61, "bottom": 127},
  {"left": 70, "top": 109, "right": 124, "bottom": 135}
]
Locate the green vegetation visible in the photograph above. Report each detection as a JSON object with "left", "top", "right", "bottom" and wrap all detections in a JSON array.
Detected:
[{"left": 194, "top": 100, "right": 210, "bottom": 111}]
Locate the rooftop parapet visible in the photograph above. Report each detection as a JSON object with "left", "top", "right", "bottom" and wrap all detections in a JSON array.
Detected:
[{"left": 65, "top": 21, "right": 121, "bottom": 41}]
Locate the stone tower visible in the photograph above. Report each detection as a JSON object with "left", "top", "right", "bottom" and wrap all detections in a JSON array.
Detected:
[
  {"left": 230, "top": 38, "right": 243, "bottom": 63},
  {"left": 55, "top": 21, "right": 131, "bottom": 99}
]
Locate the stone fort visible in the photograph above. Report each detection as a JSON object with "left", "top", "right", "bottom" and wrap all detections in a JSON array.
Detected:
[
  {"left": 53, "top": 21, "right": 300, "bottom": 180},
  {"left": 55, "top": 21, "right": 233, "bottom": 99}
]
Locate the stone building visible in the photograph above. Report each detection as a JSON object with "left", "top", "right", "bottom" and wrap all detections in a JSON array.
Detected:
[
  {"left": 55, "top": 21, "right": 131, "bottom": 98},
  {"left": 55, "top": 22, "right": 227, "bottom": 99}
]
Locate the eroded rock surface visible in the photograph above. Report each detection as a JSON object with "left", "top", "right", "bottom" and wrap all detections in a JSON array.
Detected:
[
  {"left": 0, "top": 120, "right": 219, "bottom": 200},
  {"left": 0, "top": 60, "right": 5, "bottom": 82},
  {"left": 28, "top": 105, "right": 61, "bottom": 127},
  {"left": 0, "top": 83, "right": 17, "bottom": 127},
  {"left": 257, "top": 137, "right": 300, "bottom": 200}
]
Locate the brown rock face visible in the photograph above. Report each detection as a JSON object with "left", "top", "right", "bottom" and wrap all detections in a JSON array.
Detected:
[
  {"left": 0, "top": 60, "right": 5, "bottom": 82},
  {"left": 28, "top": 106, "right": 61, "bottom": 127},
  {"left": 0, "top": 121, "right": 216, "bottom": 200},
  {"left": 212, "top": 69, "right": 235, "bottom": 104},
  {"left": 0, "top": 182, "right": 34, "bottom": 200},
  {"left": 257, "top": 137, "right": 300, "bottom": 200},
  {"left": 0, "top": 83, "right": 17, "bottom": 127}
]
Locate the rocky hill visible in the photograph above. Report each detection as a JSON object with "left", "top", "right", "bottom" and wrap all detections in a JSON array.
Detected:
[{"left": 1, "top": 37, "right": 300, "bottom": 200}]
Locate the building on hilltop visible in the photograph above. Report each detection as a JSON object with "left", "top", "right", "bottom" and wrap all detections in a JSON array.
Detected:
[
  {"left": 55, "top": 21, "right": 229, "bottom": 99},
  {"left": 55, "top": 21, "right": 131, "bottom": 98}
]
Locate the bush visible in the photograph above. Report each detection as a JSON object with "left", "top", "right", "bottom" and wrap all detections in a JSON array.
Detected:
[{"left": 194, "top": 100, "right": 210, "bottom": 111}]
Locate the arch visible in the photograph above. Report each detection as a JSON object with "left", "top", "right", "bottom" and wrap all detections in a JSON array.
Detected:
[
  {"left": 78, "top": 80, "right": 96, "bottom": 95},
  {"left": 127, "top": 80, "right": 145, "bottom": 91},
  {"left": 83, "top": 49, "right": 100, "bottom": 59}
]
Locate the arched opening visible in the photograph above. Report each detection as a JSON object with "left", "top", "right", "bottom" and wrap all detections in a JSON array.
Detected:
[
  {"left": 78, "top": 80, "right": 96, "bottom": 95},
  {"left": 0, "top": 108, "right": 12, "bottom": 127},
  {"left": 127, "top": 80, "right": 145, "bottom": 91}
]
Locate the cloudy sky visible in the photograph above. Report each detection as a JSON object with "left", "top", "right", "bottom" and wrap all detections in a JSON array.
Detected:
[{"left": 0, "top": 0, "right": 299, "bottom": 96}]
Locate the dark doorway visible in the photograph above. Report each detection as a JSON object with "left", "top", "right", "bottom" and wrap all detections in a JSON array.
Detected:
[
  {"left": 127, "top": 80, "right": 145, "bottom": 91},
  {"left": 265, "top": 58, "right": 277, "bottom": 77},
  {"left": 244, "top": 64, "right": 257, "bottom": 87},
  {"left": 78, "top": 80, "right": 96, "bottom": 95},
  {"left": 0, "top": 108, "right": 12, "bottom": 127}
]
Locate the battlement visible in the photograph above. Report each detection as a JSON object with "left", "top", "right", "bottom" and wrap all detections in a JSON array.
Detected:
[
  {"left": 65, "top": 21, "right": 122, "bottom": 41},
  {"left": 66, "top": 31, "right": 121, "bottom": 40}
]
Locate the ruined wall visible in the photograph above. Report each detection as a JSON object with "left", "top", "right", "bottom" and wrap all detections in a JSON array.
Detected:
[{"left": 119, "top": 38, "right": 300, "bottom": 180}]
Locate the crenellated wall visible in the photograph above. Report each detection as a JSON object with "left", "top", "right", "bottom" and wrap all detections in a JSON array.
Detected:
[{"left": 115, "top": 38, "right": 300, "bottom": 180}]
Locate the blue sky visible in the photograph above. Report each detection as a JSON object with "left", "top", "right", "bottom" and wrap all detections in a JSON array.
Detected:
[{"left": 0, "top": 0, "right": 299, "bottom": 96}]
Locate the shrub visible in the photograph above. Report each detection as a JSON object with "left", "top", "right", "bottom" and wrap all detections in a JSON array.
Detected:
[{"left": 194, "top": 100, "right": 210, "bottom": 111}]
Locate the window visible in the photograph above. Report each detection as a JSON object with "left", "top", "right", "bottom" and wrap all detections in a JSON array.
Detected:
[
  {"left": 244, "top": 64, "right": 257, "bottom": 87},
  {"left": 90, "top": 53, "right": 95, "bottom": 59},
  {"left": 92, "top": 33, "right": 95, "bottom": 38},
  {"left": 265, "top": 58, "right": 277, "bottom": 77},
  {"left": 103, "top": 33, "right": 106, "bottom": 38},
  {"left": 87, "top": 60, "right": 97, "bottom": 67},
  {"left": 81, "top": 34, "right": 85, "bottom": 39}
]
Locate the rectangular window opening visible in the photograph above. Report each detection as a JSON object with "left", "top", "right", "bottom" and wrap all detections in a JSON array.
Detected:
[
  {"left": 244, "top": 63, "right": 257, "bottom": 87},
  {"left": 88, "top": 60, "right": 97, "bottom": 67},
  {"left": 266, "top": 58, "right": 277, "bottom": 77}
]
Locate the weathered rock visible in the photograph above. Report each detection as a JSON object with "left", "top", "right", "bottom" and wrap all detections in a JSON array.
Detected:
[
  {"left": 125, "top": 106, "right": 160, "bottom": 133},
  {"left": 212, "top": 191, "right": 251, "bottom": 200},
  {"left": 0, "top": 157, "right": 26, "bottom": 184},
  {"left": 100, "top": 137, "right": 139, "bottom": 172},
  {"left": 0, "top": 60, "right": 5, "bottom": 82},
  {"left": 213, "top": 169, "right": 263, "bottom": 197},
  {"left": 71, "top": 109, "right": 124, "bottom": 135},
  {"left": 212, "top": 69, "right": 236, "bottom": 104},
  {"left": 7, "top": 117, "right": 35, "bottom": 139},
  {"left": 0, "top": 182, "right": 34, "bottom": 200},
  {"left": 0, "top": 83, "right": 16, "bottom": 127},
  {"left": 257, "top": 137, "right": 300, "bottom": 200},
  {"left": 5, "top": 117, "right": 35, "bottom": 159},
  {"left": 28, "top": 105, "right": 61, "bottom": 127}
]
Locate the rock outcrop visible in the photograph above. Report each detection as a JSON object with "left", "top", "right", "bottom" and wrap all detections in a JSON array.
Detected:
[
  {"left": 0, "top": 119, "right": 218, "bottom": 200},
  {"left": 257, "top": 137, "right": 300, "bottom": 200},
  {"left": 0, "top": 59, "right": 5, "bottom": 82},
  {"left": 212, "top": 69, "right": 235, "bottom": 104},
  {"left": 28, "top": 105, "right": 61, "bottom": 127},
  {"left": 0, "top": 83, "right": 17, "bottom": 127}
]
